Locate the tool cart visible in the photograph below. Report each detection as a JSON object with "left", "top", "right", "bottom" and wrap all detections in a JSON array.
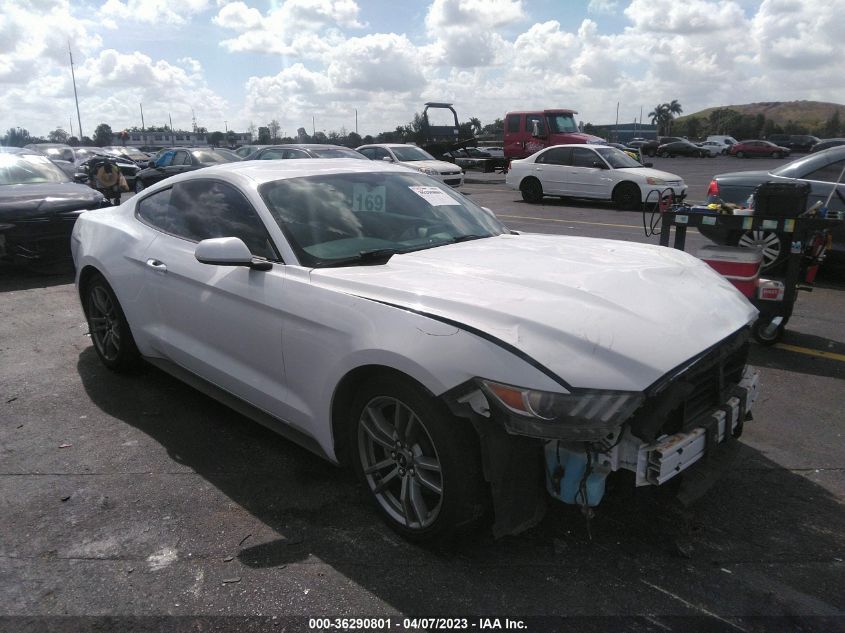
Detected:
[{"left": 657, "top": 209, "right": 841, "bottom": 344}]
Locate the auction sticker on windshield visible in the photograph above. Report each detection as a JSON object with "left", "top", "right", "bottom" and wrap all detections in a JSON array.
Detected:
[
  {"left": 409, "top": 186, "right": 460, "bottom": 206},
  {"left": 352, "top": 184, "right": 386, "bottom": 212}
]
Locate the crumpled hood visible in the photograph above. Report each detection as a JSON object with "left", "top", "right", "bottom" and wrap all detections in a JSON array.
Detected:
[
  {"left": 618, "top": 167, "right": 686, "bottom": 183},
  {"left": 311, "top": 234, "right": 757, "bottom": 392},
  {"left": 0, "top": 183, "right": 105, "bottom": 220},
  {"left": 400, "top": 159, "right": 463, "bottom": 174}
]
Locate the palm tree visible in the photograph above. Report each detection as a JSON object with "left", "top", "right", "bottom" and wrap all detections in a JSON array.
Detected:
[
  {"left": 648, "top": 104, "right": 670, "bottom": 135},
  {"left": 665, "top": 100, "right": 683, "bottom": 134}
]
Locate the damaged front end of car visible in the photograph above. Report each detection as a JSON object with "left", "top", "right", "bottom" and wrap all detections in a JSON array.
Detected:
[{"left": 443, "top": 327, "right": 758, "bottom": 538}]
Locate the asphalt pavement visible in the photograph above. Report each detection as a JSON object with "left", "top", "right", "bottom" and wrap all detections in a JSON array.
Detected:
[{"left": 1, "top": 154, "right": 843, "bottom": 633}]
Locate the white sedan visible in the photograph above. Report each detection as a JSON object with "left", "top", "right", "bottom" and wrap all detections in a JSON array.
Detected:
[
  {"left": 356, "top": 143, "right": 464, "bottom": 188},
  {"left": 72, "top": 159, "right": 758, "bottom": 540},
  {"left": 506, "top": 144, "right": 687, "bottom": 209}
]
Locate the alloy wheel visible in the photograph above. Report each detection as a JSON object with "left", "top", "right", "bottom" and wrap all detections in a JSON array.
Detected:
[
  {"left": 88, "top": 285, "right": 122, "bottom": 362},
  {"left": 737, "top": 230, "right": 783, "bottom": 270},
  {"left": 358, "top": 396, "right": 443, "bottom": 530}
]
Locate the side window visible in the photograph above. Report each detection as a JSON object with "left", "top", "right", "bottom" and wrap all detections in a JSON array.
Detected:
[
  {"left": 804, "top": 160, "right": 845, "bottom": 183},
  {"left": 169, "top": 180, "right": 278, "bottom": 260},
  {"left": 283, "top": 149, "right": 309, "bottom": 159},
  {"left": 173, "top": 151, "right": 190, "bottom": 166},
  {"left": 136, "top": 188, "right": 174, "bottom": 232},
  {"left": 536, "top": 147, "right": 570, "bottom": 165},
  {"left": 506, "top": 114, "right": 521, "bottom": 134},
  {"left": 370, "top": 147, "right": 390, "bottom": 160},
  {"left": 155, "top": 151, "right": 175, "bottom": 167},
  {"left": 526, "top": 115, "right": 546, "bottom": 136},
  {"left": 260, "top": 149, "right": 286, "bottom": 160},
  {"left": 359, "top": 148, "right": 375, "bottom": 159},
  {"left": 571, "top": 147, "right": 598, "bottom": 168}
]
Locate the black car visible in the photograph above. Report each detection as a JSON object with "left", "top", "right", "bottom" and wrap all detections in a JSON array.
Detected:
[
  {"left": 243, "top": 144, "right": 368, "bottom": 160},
  {"left": 657, "top": 140, "right": 707, "bottom": 158},
  {"left": 0, "top": 148, "right": 109, "bottom": 263},
  {"left": 134, "top": 147, "right": 238, "bottom": 192},
  {"left": 701, "top": 146, "right": 845, "bottom": 270},
  {"left": 810, "top": 138, "right": 845, "bottom": 153},
  {"left": 788, "top": 135, "right": 820, "bottom": 153},
  {"left": 73, "top": 153, "right": 140, "bottom": 189},
  {"left": 442, "top": 147, "right": 497, "bottom": 172},
  {"left": 631, "top": 136, "right": 685, "bottom": 157}
]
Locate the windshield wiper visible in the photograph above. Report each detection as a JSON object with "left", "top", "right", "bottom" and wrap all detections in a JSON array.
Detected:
[
  {"left": 317, "top": 248, "right": 400, "bottom": 268},
  {"left": 450, "top": 234, "right": 489, "bottom": 243}
]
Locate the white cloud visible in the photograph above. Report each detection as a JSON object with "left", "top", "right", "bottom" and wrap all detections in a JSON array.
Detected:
[
  {"left": 624, "top": 0, "right": 746, "bottom": 34},
  {"left": 98, "top": 0, "right": 211, "bottom": 26},
  {"left": 215, "top": 0, "right": 364, "bottom": 55},
  {"left": 588, "top": 0, "right": 619, "bottom": 14},
  {"left": 327, "top": 34, "right": 425, "bottom": 92}
]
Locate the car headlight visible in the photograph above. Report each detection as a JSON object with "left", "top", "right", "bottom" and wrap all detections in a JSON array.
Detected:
[
  {"left": 646, "top": 176, "right": 666, "bottom": 185},
  {"left": 479, "top": 379, "right": 644, "bottom": 440},
  {"left": 417, "top": 166, "right": 438, "bottom": 175}
]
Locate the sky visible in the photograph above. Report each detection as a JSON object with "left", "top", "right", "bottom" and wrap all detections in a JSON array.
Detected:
[{"left": 1, "top": 0, "right": 843, "bottom": 139}]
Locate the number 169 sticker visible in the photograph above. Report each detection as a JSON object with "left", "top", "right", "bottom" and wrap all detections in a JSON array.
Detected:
[{"left": 352, "top": 184, "right": 386, "bottom": 212}]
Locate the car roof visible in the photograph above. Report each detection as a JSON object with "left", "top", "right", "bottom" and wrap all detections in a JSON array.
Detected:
[
  {"left": 151, "top": 158, "right": 414, "bottom": 189},
  {"left": 358, "top": 143, "right": 421, "bottom": 149}
]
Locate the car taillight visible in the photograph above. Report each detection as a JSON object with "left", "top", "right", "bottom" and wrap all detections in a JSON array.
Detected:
[{"left": 706, "top": 179, "right": 719, "bottom": 198}]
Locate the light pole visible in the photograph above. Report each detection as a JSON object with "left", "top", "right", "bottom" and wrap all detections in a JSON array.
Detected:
[{"left": 68, "top": 41, "right": 83, "bottom": 140}]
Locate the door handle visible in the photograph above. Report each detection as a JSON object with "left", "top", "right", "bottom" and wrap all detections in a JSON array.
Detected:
[{"left": 145, "top": 258, "right": 167, "bottom": 272}]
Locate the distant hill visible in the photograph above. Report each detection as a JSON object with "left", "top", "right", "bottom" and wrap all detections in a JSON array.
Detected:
[{"left": 677, "top": 100, "right": 844, "bottom": 129}]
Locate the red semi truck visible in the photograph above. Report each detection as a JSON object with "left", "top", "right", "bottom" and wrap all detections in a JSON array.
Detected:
[{"left": 503, "top": 109, "right": 604, "bottom": 160}]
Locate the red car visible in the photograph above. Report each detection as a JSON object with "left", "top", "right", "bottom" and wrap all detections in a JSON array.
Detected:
[{"left": 728, "top": 140, "right": 791, "bottom": 159}]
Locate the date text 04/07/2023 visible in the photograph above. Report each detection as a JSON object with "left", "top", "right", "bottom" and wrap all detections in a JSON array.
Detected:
[{"left": 308, "top": 617, "right": 528, "bottom": 630}]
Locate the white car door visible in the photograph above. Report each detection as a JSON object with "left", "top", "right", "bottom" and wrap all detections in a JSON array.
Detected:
[
  {"left": 532, "top": 147, "right": 572, "bottom": 195},
  {"left": 136, "top": 179, "right": 292, "bottom": 421},
  {"left": 567, "top": 147, "right": 608, "bottom": 198}
]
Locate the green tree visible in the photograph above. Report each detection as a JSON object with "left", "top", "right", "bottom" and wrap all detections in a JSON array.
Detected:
[
  {"left": 257, "top": 127, "right": 271, "bottom": 143},
  {"left": 648, "top": 104, "right": 670, "bottom": 135},
  {"left": 207, "top": 131, "right": 224, "bottom": 147},
  {"left": 93, "top": 123, "right": 113, "bottom": 147},
  {"left": 822, "top": 110, "right": 841, "bottom": 137},
  {"left": 268, "top": 120, "right": 280, "bottom": 141},
  {"left": 2, "top": 127, "right": 32, "bottom": 147},
  {"left": 48, "top": 128, "right": 69, "bottom": 143},
  {"left": 346, "top": 131, "right": 362, "bottom": 147}
]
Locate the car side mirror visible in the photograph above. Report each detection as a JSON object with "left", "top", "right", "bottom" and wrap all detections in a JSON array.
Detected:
[
  {"left": 195, "top": 237, "right": 272, "bottom": 271},
  {"left": 591, "top": 161, "right": 606, "bottom": 169},
  {"left": 381, "top": 156, "right": 394, "bottom": 162},
  {"left": 530, "top": 121, "right": 546, "bottom": 138}
]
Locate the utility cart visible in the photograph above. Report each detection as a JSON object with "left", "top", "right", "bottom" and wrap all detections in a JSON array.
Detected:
[{"left": 658, "top": 210, "right": 841, "bottom": 344}]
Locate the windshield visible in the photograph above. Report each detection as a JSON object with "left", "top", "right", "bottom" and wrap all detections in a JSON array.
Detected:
[
  {"left": 0, "top": 153, "right": 70, "bottom": 185},
  {"left": 547, "top": 113, "right": 578, "bottom": 134},
  {"left": 594, "top": 147, "right": 642, "bottom": 169},
  {"left": 391, "top": 146, "right": 435, "bottom": 162},
  {"left": 259, "top": 171, "right": 506, "bottom": 267},
  {"left": 192, "top": 150, "right": 231, "bottom": 164},
  {"left": 310, "top": 147, "right": 368, "bottom": 160}
]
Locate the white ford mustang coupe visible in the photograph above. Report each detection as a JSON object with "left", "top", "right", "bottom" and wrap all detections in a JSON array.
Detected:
[
  {"left": 506, "top": 144, "right": 688, "bottom": 210},
  {"left": 72, "top": 159, "right": 758, "bottom": 540}
]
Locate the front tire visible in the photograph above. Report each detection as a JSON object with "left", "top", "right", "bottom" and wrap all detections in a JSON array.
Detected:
[
  {"left": 736, "top": 151, "right": 746, "bottom": 158},
  {"left": 613, "top": 182, "right": 641, "bottom": 211},
  {"left": 349, "top": 375, "right": 487, "bottom": 541},
  {"left": 520, "top": 178, "right": 544, "bottom": 203},
  {"left": 84, "top": 273, "right": 140, "bottom": 371}
]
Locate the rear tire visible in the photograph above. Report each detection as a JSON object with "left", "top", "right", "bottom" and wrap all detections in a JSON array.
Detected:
[
  {"left": 83, "top": 273, "right": 140, "bottom": 371},
  {"left": 348, "top": 374, "right": 488, "bottom": 541},
  {"left": 613, "top": 182, "right": 641, "bottom": 211},
  {"left": 520, "top": 178, "right": 543, "bottom": 203},
  {"left": 736, "top": 151, "right": 746, "bottom": 158},
  {"left": 771, "top": 151, "right": 781, "bottom": 159},
  {"left": 733, "top": 229, "right": 788, "bottom": 273}
]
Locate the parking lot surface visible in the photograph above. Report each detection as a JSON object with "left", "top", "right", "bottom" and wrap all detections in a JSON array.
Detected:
[{"left": 1, "top": 155, "right": 843, "bottom": 632}]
